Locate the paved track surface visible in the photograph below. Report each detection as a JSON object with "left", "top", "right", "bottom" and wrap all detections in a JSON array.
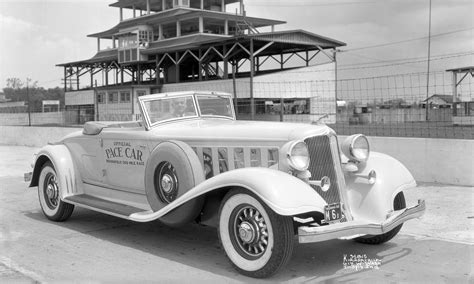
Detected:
[{"left": 0, "top": 146, "right": 472, "bottom": 283}]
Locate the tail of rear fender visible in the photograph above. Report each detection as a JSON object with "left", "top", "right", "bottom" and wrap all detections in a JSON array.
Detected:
[
  {"left": 131, "top": 167, "right": 327, "bottom": 222},
  {"left": 29, "top": 144, "right": 81, "bottom": 198}
]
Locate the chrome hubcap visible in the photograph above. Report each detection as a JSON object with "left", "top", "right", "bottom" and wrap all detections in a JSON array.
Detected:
[
  {"left": 44, "top": 173, "right": 59, "bottom": 209},
  {"left": 233, "top": 206, "right": 269, "bottom": 257},
  {"left": 238, "top": 222, "right": 256, "bottom": 243},
  {"left": 161, "top": 174, "right": 173, "bottom": 193},
  {"left": 156, "top": 162, "right": 179, "bottom": 203}
]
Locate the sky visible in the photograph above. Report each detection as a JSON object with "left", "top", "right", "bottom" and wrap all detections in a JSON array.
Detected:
[{"left": 0, "top": 0, "right": 472, "bottom": 89}]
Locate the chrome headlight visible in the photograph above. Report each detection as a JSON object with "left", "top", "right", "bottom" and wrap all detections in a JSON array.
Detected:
[
  {"left": 287, "top": 141, "right": 310, "bottom": 171},
  {"left": 342, "top": 134, "right": 370, "bottom": 162}
]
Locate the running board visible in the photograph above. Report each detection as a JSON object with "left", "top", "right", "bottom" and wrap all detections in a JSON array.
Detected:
[{"left": 64, "top": 194, "right": 147, "bottom": 220}]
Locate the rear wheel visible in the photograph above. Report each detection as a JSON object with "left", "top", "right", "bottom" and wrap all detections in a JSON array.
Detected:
[
  {"left": 38, "top": 162, "right": 74, "bottom": 222},
  {"left": 218, "top": 189, "right": 294, "bottom": 278},
  {"left": 355, "top": 191, "right": 406, "bottom": 244}
]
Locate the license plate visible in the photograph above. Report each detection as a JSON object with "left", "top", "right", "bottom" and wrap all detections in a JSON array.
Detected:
[{"left": 324, "top": 203, "right": 342, "bottom": 223}]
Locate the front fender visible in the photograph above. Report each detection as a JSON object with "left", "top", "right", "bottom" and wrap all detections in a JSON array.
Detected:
[
  {"left": 30, "top": 144, "right": 82, "bottom": 199},
  {"left": 131, "top": 167, "right": 327, "bottom": 222},
  {"left": 345, "top": 152, "right": 416, "bottom": 223}
]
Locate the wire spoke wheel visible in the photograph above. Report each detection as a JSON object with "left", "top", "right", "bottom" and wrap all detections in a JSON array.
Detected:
[
  {"left": 231, "top": 205, "right": 269, "bottom": 259},
  {"left": 38, "top": 161, "right": 74, "bottom": 222},
  {"left": 218, "top": 190, "right": 294, "bottom": 278}
]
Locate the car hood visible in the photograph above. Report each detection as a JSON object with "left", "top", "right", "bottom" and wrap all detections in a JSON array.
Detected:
[{"left": 148, "top": 119, "right": 334, "bottom": 142}]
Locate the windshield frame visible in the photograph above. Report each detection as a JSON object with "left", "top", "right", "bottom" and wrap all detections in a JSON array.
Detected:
[
  {"left": 195, "top": 94, "right": 236, "bottom": 120},
  {"left": 138, "top": 92, "right": 235, "bottom": 130}
]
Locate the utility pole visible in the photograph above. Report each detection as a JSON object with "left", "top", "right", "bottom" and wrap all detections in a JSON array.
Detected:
[
  {"left": 26, "top": 79, "right": 31, "bottom": 126},
  {"left": 425, "top": 0, "right": 432, "bottom": 121}
]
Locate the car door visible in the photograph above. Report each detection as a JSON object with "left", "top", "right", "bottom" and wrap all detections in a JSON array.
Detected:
[{"left": 99, "top": 131, "right": 150, "bottom": 193}]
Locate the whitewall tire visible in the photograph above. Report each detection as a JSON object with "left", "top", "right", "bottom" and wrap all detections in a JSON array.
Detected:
[
  {"left": 218, "top": 189, "right": 294, "bottom": 278},
  {"left": 38, "top": 162, "right": 74, "bottom": 222}
]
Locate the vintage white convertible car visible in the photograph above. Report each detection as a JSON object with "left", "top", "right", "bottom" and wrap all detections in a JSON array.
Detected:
[{"left": 25, "top": 91, "right": 425, "bottom": 278}]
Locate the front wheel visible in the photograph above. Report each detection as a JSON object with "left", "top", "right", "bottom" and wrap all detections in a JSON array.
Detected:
[
  {"left": 218, "top": 189, "right": 294, "bottom": 278},
  {"left": 38, "top": 161, "right": 74, "bottom": 222},
  {"left": 355, "top": 191, "right": 406, "bottom": 244}
]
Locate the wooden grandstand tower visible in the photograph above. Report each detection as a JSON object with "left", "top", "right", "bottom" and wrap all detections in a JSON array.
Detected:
[{"left": 59, "top": 0, "right": 345, "bottom": 122}]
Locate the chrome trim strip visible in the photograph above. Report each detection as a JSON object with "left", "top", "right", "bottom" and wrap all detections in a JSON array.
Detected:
[
  {"left": 196, "top": 147, "right": 204, "bottom": 169},
  {"left": 261, "top": 148, "right": 269, "bottom": 167},
  {"left": 243, "top": 148, "right": 251, "bottom": 168},
  {"left": 329, "top": 134, "right": 353, "bottom": 221},
  {"left": 211, "top": 147, "right": 220, "bottom": 176},
  {"left": 227, "top": 147, "right": 235, "bottom": 170},
  {"left": 298, "top": 200, "right": 426, "bottom": 243}
]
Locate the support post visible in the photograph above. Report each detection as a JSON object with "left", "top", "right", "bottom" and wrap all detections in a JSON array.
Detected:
[
  {"left": 90, "top": 67, "right": 94, "bottom": 88},
  {"left": 175, "top": 52, "right": 180, "bottom": 83},
  {"left": 225, "top": 19, "right": 229, "bottom": 35},
  {"left": 199, "top": 17, "right": 204, "bottom": 33},
  {"left": 223, "top": 45, "right": 228, "bottom": 79},
  {"left": 146, "top": 0, "right": 150, "bottom": 14},
  {"left": 133, "top": 5, "right": 136, "bottom": 18},
  {"left": 198, "top": 49, "right": 203, "bottom": 81},
  {"left": 452, "top": 72, "right": 457, "bottom": 116},
  {"left": 120, "top": 66, "right": 124, "bottom": 85},
  {"left": 26, "top": 80, "right": 31, "bottom": 126},
  {"left": 221, "top": 0, "right": 225, "bottom": 12},
  {"left": 76, "top": 67, "right": 79, "bottom": 90},
  {"left": 156, "top": 55, "right": 161, "bottom": 85},
  {"left": 137, "top": 64, "right": 141, "bottom": 85},
  {"left": 280, "top": 97, "right": 284, "bottom": 122},
  {"left": 334, "top": 49, "right": 338, "bottom": 115},
  {"left": 232, "top": 61, "right": 238, "bottom": 116},
  {"left": 63, "top": 67, "right": 67, "bottom": 92},
  {"left": 105, "top": 67, "right": 109, "bottom": 86},
  {"left": 97, "top": 38, "right": 101, "bottom": 52},
  {"left": 201, "top": 0, "right": 204, "bottom": 10},
  {"left": 177, "top": 21, "right": 181, "bottom": 37},
  {"left": 120, "top": 8, "right": 123, "bottom": 21},
  {"left": 250, "top": 39, "right": 255, "bottom": 120}
]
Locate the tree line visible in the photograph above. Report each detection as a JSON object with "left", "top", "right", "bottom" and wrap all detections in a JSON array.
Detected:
[{"left": 2, "top": 78, "right": 64, "bottom": 111}]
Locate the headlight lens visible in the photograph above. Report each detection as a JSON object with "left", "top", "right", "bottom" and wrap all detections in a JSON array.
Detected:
[
  {"left": 342, "top": 134, "right": 370, "bottom": 162},
  {"left": 287, "top": 141, "right": 310, "bottom": 171}
]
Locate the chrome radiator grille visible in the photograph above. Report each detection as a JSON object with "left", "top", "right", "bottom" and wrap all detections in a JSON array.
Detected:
[{"left": 304, "top": 135, "right": 342, "bottom": 205}]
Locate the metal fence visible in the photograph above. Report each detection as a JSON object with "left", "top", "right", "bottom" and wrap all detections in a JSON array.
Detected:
[{"left": 0, "top": 70, "right": 472, "bottom": 139}]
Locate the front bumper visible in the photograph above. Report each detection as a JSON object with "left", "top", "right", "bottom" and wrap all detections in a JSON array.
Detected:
[
  {"left": 24, "top": 172, "right": 32, "bottom": 182},
  {"left": 298, "top": 199, "right": 425, "bottom": 243}
]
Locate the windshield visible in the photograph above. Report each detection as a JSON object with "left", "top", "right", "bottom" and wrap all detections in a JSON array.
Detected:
[
  {"left": 143, "top": 95, "right": 197, "bottom": 125},
  {"left": 196, "top": 95, "right": 234, "bottom": 118}
]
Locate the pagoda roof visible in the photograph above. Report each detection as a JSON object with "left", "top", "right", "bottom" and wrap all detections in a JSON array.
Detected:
[
  {"left": 110, "top": 0, "right": 240, "bottom": 12},
  {"left": 88, "top": 8, "right": 285, "bottom": 39},
  {"left": 58, "top": 30, "right": 345, "bottom": 67},
  {"left": 57, "top": 49, "right": 118, "bottom": 67},
  {"left": 446, "top": 66, "right": 474, "bottom": 73}
]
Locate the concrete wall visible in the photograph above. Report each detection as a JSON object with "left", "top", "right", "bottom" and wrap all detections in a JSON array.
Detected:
[
  {"left": 368, "top": 136, "right": 473, "bottom": 186},
  {"left": 0, "top": 112, "right": 68, "bottom": 126},
  {"left": 337, "top": 108, "right": 452, "bottom": 124},
  {"left": 0, "top": 125, "right": 472, "bottom": 186},
  {"left": 0, "top": 126, "right": 81, "bottom": 147}
]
